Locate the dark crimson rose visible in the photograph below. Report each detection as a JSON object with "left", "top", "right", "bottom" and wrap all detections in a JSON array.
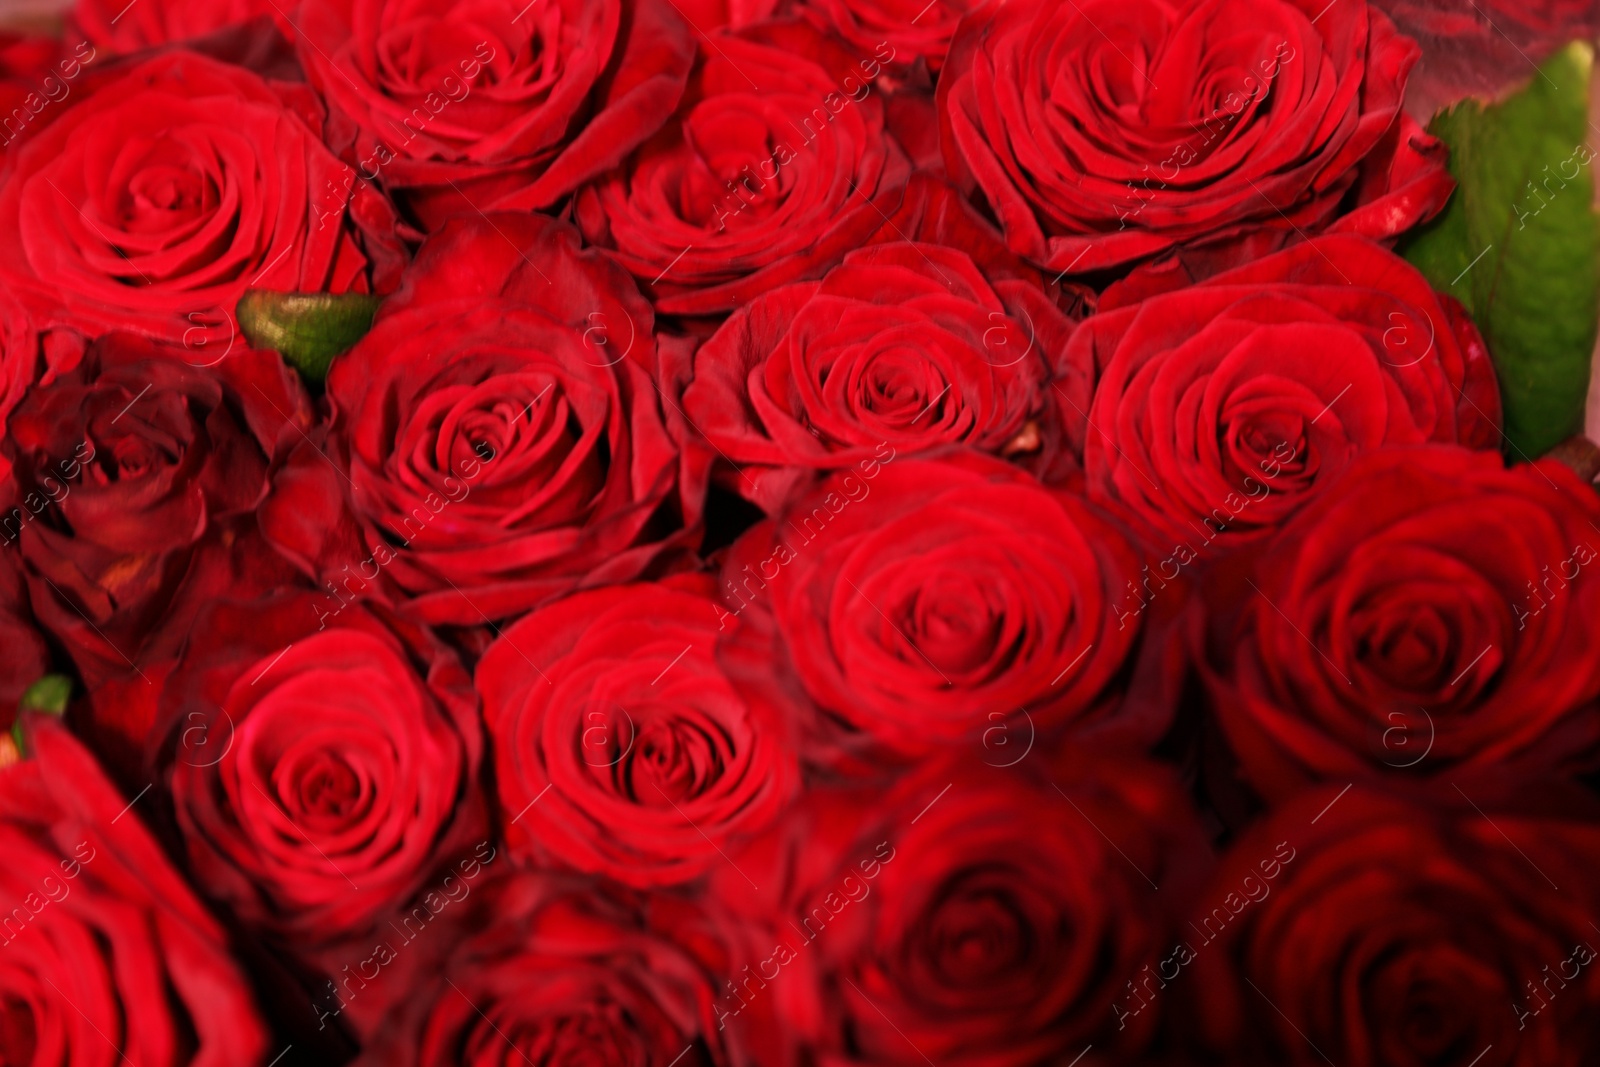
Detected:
[
  {"left": 478, "top": 574, "right": 798, "bottom": 887},
  {"left": 0, "top": 333, "right": 309, "bottom": 723},
  {"left": 71, "top": 0, "right": 290, "bottom": 51},
  {"left": 1072, "top": 237, "right": 1501, "bottom": 556},
  {"left": 0, "top": 50, "right": 396, "bottom": 347},
  {"left": 1372, "top": 0, "right": 1600, "bottom": 117},
  {"left": 722, "top": 450, "right": 1176, "bottom": 766},
  {"left": 0, "top": 714, "right": 270, "bottom": 1066},
  {"left": 261, "top": 212, "right": 694, "bottom": 626},
  {"left": 352, "top": 875, "right": 733, "bottom": 1067},
  {"left": 676, "top": 241, "right": 1081, "bottom": 512},
  {"left": 938, "top": 0, "right": 1453, "bottom": 274},
  {"left": 0, "top": 552, "right": 49, "bottom": 716},
  {"left": 709, "top": 750, "right": 1211, "bottom": 1065},
  {"left": 295, "top": 0, "right": 695, "bottom": 231},
  {"left": 574, "top": 19, "right": 912, "bottom": 316},
  {"left": 804, "top": 0, "right": 981, "bottom": 71},
  {"left": 1195, "top": 446, "right": 1600, "bottom": 801},
  {"left": 1187, "top": 784, "right": 1600, "bottom": 1066},
  {"left": 153, "top": 590, "right": 485, "bottom": 944}
]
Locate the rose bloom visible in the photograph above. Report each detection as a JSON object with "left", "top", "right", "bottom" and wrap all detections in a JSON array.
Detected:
[
  {"left": 153, "top": 590, "right": 485, "bottom": 944},
  {"left": 1186, "top": 783, "right": 1600, "bottom": 1066},
  {"left": 708, "top": 749, "right": 1211, "bottom": 1065},
  {"left": 478, "top": 575, "right": 798, "bottom": 888},
  {"left": 1196, "top": 445, "right": 1600, "bottom": 800},
  {"left": 0, "top": 33, "right": 91, "bottom": 156},
  {"left": 802, "top": 0, "right": 981, "bottom": 71},
  {"left": 295, "top": 0, "right": 696, "bottom": 230},
  {"left": 575, "top": 19, "right": 912, "bottom": 317},
  {"left": 0, "top": 553, "right": 48, "bottom": 713},
  {"left": 0, "top": 714, "right": 269, "bottom": 1067},
  {"left": 722, "top": 451, "right": 1176, "bottom": 766},
  {"left": 0, "top": 50, "right": 397, "bottom": 347},
  {"left": 1371, "top": 0, "right": 1600, "bottom": 116},
  {"left": 72, "top": 0, "right": 291, "bottom": 52},
  {"left": 0, "top": 284, "right": 71, "bottom": 487},
  {"left": 675, "top": 240, "right": 1081, "bottom": 513},
  {"left": 1073, "top": 236, "right": 1501, "bottom": 556},
  {"left": 938, "top": 0, "right": 1453, "bottom": 273},
  {"left": 0, "top": 332, "right": 310, "bottom": 763},
  {"left": 352, "top": 874, "right": 734, "bottom": 1067},
  {"left": 261, "top": 212, "right": 694, "bottom": 627}
]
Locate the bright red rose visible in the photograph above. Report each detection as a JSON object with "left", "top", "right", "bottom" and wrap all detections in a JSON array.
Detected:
[
  {"left": 0, "top": 288, "right": 83, "bottom": 488},
  {"left": 0, "top": 333, "right": 311, "bottom": 758},
  {"left": 708, "top": 749, "right": 1211, "bottom": 1065},
  {"left": 71, "top": 0, "right": 290, "bottom": 52},
  {"left": 260, "top": 212, "right": 696, "bottom": 627},
  {"left": 802, "top": 0, "right": 981, "bottom": 71},
  {"left": 0, "top": 33, "right": 92, "bottom": 157},
  {"left": 153, "top": 590, "right": 486, "bottom": 946},
  {"left": 295, "top": 0, "right": 695, "bottom": 231},
  {"left": 938, "top": 0, "right": 1453, "bottom": 274},
  {"left": 0, "top": 50, "right": 398, "bottom": 348},
  {"left": 721, "top": 450, "right": 1178, "bottom": 767},
  {"left": 351, "top": 874, "right": 735, "bottom": 1067},
  {"left": 1186, "top": 783, "right": 1600, "bottom": 1066},
  {"left": 1196, "top": 446, "right": 1600, "bottom": 801},
  {"left": 1073, "top": 237, "right": 1501, "bottom": 557},
  {"left": 574, "top": 19, "right": 912, "bottom": 317},
  {"left": 478, "top": 574, "right": 798, "bottom": 888},
  {"left": 675, "top": 241, "right": 1082, "bottom": 513},
  {"left": 0, "top": 713, "right": 271, "bottom": 1067}
]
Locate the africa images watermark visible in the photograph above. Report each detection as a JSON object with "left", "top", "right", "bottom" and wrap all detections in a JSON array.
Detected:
[
  {"left": 314, "top": 40, "right": 499, "bottom": 230},
  {"left": 0, "top": 41, "right": 97, "bottom": 147},
  {"left": 313, "top": 840, "right": 498, "bottom": 1030},
  {"left": 708, "top": 41, "right": 897, "bottom": 233},
  {"left": 713, "top": 841, "right": 898, "bottom": 1030},
  {"left": 714, "top": 441, "right": 898, "bottom": 630},
  {"left": 0, "top": 840, "right": 98, "bottom": 949}
]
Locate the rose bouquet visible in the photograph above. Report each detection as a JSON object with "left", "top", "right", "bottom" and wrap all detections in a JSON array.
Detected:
[{"left": 1, "top": 0, "right": 1598, "bottom": 1064}]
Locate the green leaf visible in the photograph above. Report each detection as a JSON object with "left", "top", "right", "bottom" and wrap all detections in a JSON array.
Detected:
[
  {"left": 13, "top": 673, "right": 71, "bottom": 758},
  {"left": 1403, "top": 41, "right": 1599, "bottom": 459},
  {"left": 19, "top": 674, "right": 70, "bottom": 716},
  {"left": 236, "top": 290, "right": 383, "bottom": 381}
]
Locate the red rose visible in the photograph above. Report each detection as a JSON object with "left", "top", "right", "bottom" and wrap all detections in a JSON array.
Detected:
[
  {"left": 1195, "top": 446, "right": 1600, "bottom": 800},
  {"left": 0, "top": 332, "right": 310, "bottom": 752},
  {"left": 938, "top": 0, "right": 1453, "bottom": 274},
  {"left": 803, "top": 0, "right": 981, "bottom": 71},
  {"left": 0, "top": 714, "right": 270, "bottom": 1067},
  {"left": 261, "top": 212, "right": 695, "bottom": 626},
  {"left": 478, "top": 574, "right": 798, "bottom": 887},
  {"left": 71, "top": 0, "right": 290, "bottom": 52},
  {"left": 574, "top": 19, "right": 912, "bottom": 317},
  {"left": 1371, "top": 0, "right": 1600, "bottom": 117},
  {"left": 722, "top": 450, "right": 1177, "bottom": 766},
  {"left": 0, "top": 286, "right": 81, "bottom": 487},
  {"left": 295, "top": 0, "right": 695, "bottom": 231},
  {"left": 1074, "top": 237, "right": 1501, "bottom": 556},
  {"left": 675, "top": 241, "right": 1081, "bottom": 512},
  {"left": 1187, "top": 783, "right": 1600, "bottom": 1066},
  {"left": 0, "top": 50, "right": 395, "bottom": 347},
  {"left": 153, "top": 589, "right": 485, "bottom": 945},
  {"left": 352, "top": 874, "right": 733, "bottom": 1067},
  {"left": 0, "top": 552, "right": 48, "bottom": 713},
  {"left": 709, "top": 749, "right": 1211, "bottom": 1065}
]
